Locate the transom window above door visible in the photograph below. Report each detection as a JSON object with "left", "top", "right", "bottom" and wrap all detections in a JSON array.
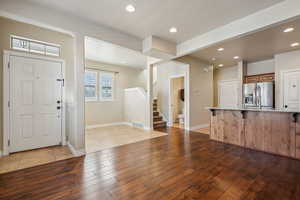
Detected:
[
  {"left": 84, "top": 69, "right": 115, "bottom": 102},
  {"left": 11, "top": 35, "right": 61, "bottom": 57}
]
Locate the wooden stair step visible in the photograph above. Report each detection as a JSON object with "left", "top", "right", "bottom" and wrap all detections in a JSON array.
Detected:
[
  {"left": 153, "top": 116, "right": 163, "bottom": 122},
  {"left": 153, "top": 111, "right": 159, "bottom": 116},
  {"left": 153, "top": 121, "right": 167, "bottom": 128}
]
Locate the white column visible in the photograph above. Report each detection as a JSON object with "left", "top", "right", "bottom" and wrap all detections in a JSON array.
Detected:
[
  {"left": 145, "top": 60, "right": 153, "bottom": 130},
  {"left": 237, "top": 61, "right": 247, "bottom": 107},
  {"left": 73, "top": 33, "right": 86, "bottom": 154}
]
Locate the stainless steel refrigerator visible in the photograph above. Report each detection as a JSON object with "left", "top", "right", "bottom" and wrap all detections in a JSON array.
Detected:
[{"left": 243, "top": 82, "right": 274, "bottom": 108}]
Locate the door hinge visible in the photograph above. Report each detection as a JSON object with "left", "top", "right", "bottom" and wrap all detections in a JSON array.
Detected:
[
  {"left": 8, "top": 101, "right": 10, "bottom": 108},
  {"left": 8, "top": 140, "right": 10, "bottom": 146},
  {"left": 8, "top": 62, "right": 10, "bottom": 69},
  {"left": 56, "top": 78, "right": 65, "bottom": 87}
]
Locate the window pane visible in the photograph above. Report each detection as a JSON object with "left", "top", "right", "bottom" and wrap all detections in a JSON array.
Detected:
[
  {"left": 85, "top": 86, "right": 96, "bottom": 97},
  {"left": 30, "top": 42, "right": 45, "bottom": 54},
  {"left": 85, "top": 71, "right": 97, "bottom": 85},
  {"left": 46, "top": 45, "right": 60, "bottom": 56},
  {"left": 12, "top": 38, "right": 29, "bottom": 51},
  {"left": 100, "top": 73, "right": 114, "bottom": 100}
]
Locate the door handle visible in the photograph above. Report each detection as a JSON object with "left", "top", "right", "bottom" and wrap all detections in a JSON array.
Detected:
[
  {"left": 284, "top": 105, "right": 288, "bottom": 108},
  {"left": 57, "top": 106, "right": 61, "bottom": 110},
  {"left": 57, "top": 100, "right": 61, "bottom": 104}
]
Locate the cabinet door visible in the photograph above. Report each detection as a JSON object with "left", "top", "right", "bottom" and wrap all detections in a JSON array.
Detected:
[
  {"left": 245, "top": 75, "right": 259, "bottom": 83},
  {"left": 259, "top": 73, "right": 274, "bottom": 82},
  {"left": 223, "top": 111, "right": 244, "bottom": 146}
]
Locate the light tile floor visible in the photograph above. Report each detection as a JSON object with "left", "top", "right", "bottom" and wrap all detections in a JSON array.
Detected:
[
  {"left": 194, "top": 127, "right": 210, "bottom": 134},
  {"left": 0, "top": 146, "right": 73, "bottom": 174},
  {"left": 85, "top": 125, "right": 168, "bottom": 154},
  {"left": 173, "top": 122, "right": 184, "bottom": 129}
]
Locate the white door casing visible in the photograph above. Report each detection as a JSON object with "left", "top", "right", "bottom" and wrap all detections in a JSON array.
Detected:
[
  {"left": 218, "top": 80, "right": 239, "bottom": 107},
  {"left": 3, "top": 51, "right": 66, "bottom": 155},
  {"left": 281, "top": 69, "right": 300, "bottom": 110}
]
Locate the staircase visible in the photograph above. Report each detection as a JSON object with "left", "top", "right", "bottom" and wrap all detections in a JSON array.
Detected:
[{"left": 153, "top": 99, "right": 167, "bottom": 129}]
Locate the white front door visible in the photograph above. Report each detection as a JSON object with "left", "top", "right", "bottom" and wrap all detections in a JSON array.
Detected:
[
  {"left": 218, "top": 80, "right": 239, "bottom": 107},
  {"left": 10, "top": 55, "right": 63, "bottom": 153},
  {"left": 282, "top": 70, "right": 300, "bottom": 110}
]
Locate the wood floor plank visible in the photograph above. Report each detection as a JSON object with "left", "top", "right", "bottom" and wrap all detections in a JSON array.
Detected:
[{"left": 1, "top": 127, "right": 300, "bottom": 200}]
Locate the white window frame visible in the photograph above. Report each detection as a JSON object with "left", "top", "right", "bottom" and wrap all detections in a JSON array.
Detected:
[
  {"left": 84, "top": 70, "right": 98, "bottom": 102},
  {"left": 84, "top": 69, "right": 115, "bottom": 102},
  {"left": 10, "top": 35, "right": 61, "bottom": 57},
  {"left": 99, "top": 72, "right": 115, "bottom": 102}
]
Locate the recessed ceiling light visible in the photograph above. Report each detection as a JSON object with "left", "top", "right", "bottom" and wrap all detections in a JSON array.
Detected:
[
  {"left": 234, "top": 56, "right": 240, "bottom": 59},
  {"left": 291, "top": 42, "right": 299, "bottom": 47},
  {"left": 126, "top": 4, "right": 135, "bottom": 12},
  {"left": 218, "top": 64, "right": 224, "bottom": 67},
  {"left": 169, "top": 27, "right": 177, "bottom": 33},
  {"left": 217, "top": 48, "right": 224, "bottom": 52},
  {"left": 283, "top": 27, "right": 294, "bottom": 33}
]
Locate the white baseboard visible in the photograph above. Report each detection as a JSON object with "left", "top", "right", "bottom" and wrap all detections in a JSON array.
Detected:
[
  {"left": 85, "top": 122, "right": 129, "bottom": 130},
  {"left": 67, "top": 142, "right": 85, "bottom": 157},
  {"left": 189, "top": 124, "right": 209, "bottom": 131}
]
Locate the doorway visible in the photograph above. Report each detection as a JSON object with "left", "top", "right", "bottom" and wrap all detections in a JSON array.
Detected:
[
  {"left": 169, "top": 75, "right": 185, "bottom": 129},
  {"left": 281, "top": 69, "right": 300, "bottom": 109},
  {"left": 3, "top": 51, "right": 66, "bottom": 154}
]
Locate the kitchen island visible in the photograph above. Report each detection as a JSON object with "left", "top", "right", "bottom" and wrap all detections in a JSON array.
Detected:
[{"left": 207, "top": 107, "right": 300, "bottom": 159}]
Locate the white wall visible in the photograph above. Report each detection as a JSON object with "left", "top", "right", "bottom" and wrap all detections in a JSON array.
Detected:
[
  {"left": 247, "top": 59, "right": 275, "bottom": 75},
  {"left": 157, "top": 57, "right": 213, "bottom": 129},
  {"left": 156, "top": 61, "right": 187, "bottom": 123},
  {"left": 85, "top": 60, "right": 146, "bottom": 127},
  {"left": 275, "top": 50, "right": 300, "bottom": 108},
  {"left": 124, "top": 88, "right": 147, "bottom": 128}
]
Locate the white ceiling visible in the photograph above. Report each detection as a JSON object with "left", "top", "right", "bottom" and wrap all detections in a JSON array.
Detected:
[
  {"left": 85, "top": 37, "right": 147, "bottom": 69},
  {"left": 25, "top": 0, "right": 284, "bottom": 43},
  {"left": 190, "top": 17, "right": 300, "bottom": 68}
]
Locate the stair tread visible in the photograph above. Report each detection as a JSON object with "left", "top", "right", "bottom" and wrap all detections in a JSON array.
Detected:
[{"left": 153, "top": 121, "right": 167, "bottom": 124}]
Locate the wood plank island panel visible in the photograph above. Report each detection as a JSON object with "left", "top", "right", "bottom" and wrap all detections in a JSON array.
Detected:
[
  {"left": 296, "top": 119, "right": 300, "bottom": 159},
  {"left": 210, "top": 109, "right": 299, "bottom": 159},
  {"left": 210, "top": 110, "right": 244, "bottom": 146}
]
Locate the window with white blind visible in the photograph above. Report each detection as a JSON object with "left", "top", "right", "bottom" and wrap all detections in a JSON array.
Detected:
[
  {"left": 99, "top": 72, "right": 114, "bottom": 101},
  {"left": 84, "top": 70, "right": 98, "bottom": 101},
  {"left": 84, "top": 70, "right": 115, "bottom": 102}
]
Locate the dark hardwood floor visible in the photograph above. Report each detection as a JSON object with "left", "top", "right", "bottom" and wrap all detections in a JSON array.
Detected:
[{"left": 1, "top": 127, "right": 300, "bottom": 200}]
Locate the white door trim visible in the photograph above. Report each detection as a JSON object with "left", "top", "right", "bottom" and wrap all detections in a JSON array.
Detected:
[
  {"left": 218, "top": 79, "right": 239, "bottom": 107},
  {"left": 168, "top": 70, "right": 190, "bottom": 130},
  {"left": 3, "top": 50, "right": 66, "bottom": 156},
  {"left": 280, "top": 68, "right": 300, "bottom": 109}
]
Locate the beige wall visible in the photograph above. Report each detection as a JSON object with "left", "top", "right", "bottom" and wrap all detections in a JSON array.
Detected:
[
  {"left": 0, "top": 17, "right": 74, "bottom": 151},
  {"left": 213, "top": 66, "right": 238, "bottom": 106},
  {"left": 85, "top": 60, "right": 146, "bottom": 126},
  {"left": 156, "top": 56, "right": 213, "bottom": 128},
  {"left": 275, "top": 50, "right": 300, "bottom": 108}
]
